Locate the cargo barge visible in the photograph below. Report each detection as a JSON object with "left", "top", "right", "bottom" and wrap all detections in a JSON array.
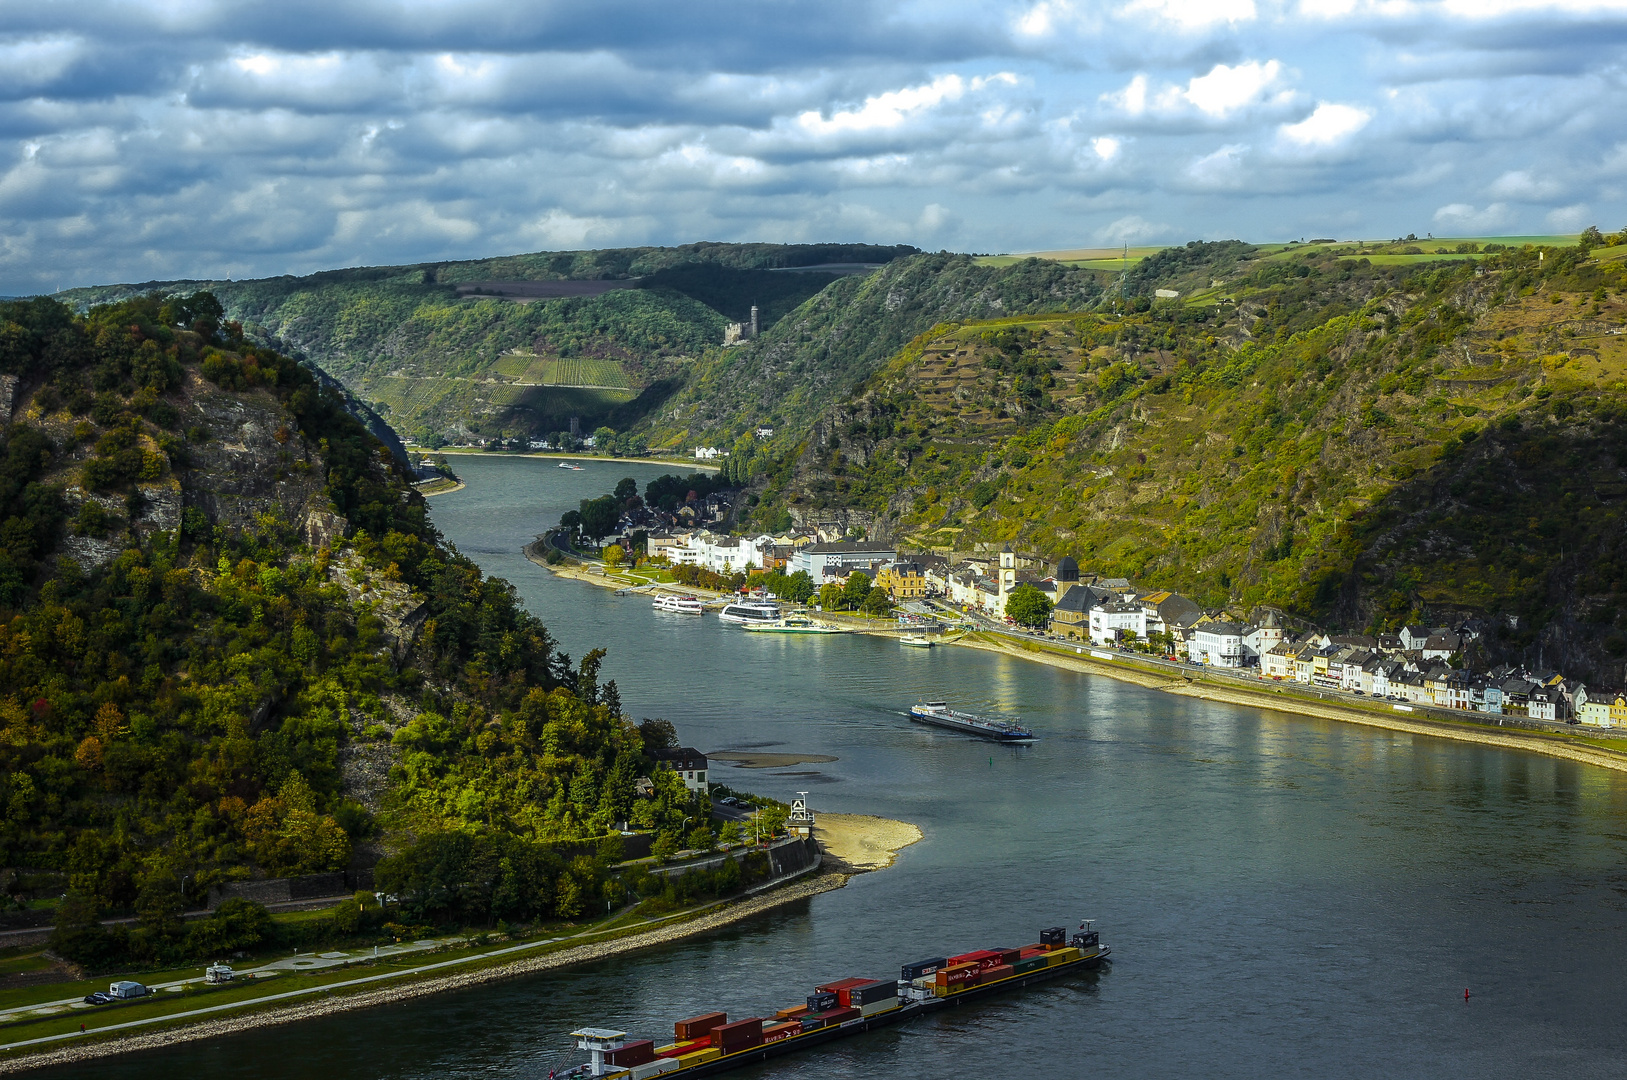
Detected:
[
  {"left": 563, "top": 923, "right": 1108, "bottom": 1078},
  {"left": 908, "top": 701, "right": 1035, "bottom": 742}
]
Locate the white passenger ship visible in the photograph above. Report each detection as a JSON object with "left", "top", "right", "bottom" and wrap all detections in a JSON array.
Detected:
[
  {"left": 652, "top": 594, "right": 705, "bottom": 615},
  {"left": 717, "top": 598, "right": 782, "bottom": 625}
]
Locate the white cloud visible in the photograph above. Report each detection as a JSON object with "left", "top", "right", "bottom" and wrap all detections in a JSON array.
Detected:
[
  {"left": 1092, "top": 136, "right": 1122, "bottom": 160},
  {"left": 1487, "top": 169, "right": 1562, "bottom": 200},
  {"left": 1187, "top": 143, "right": 1250, "bottom": 186},
  {"left": 1184, "top": 60, "right": 1283, "bottom": 118},
  {"left": 1432, "top": 202, "right": 1514, "bottom": 230},
  {"left": 1546, "top": 203, "right": 1590, "bottom": 230},
  {"left": 797, "top": 74, "right": 1016, "bottom": 136},
  {"left": 1278, "top": 103, "right": 1371, "bottom": 147},
  {"left": 1125, "top": 0, "right": 1258, "bottom": 28},
  {"left": 1096, "top": 214, "right": 1167, "bottom": 243},
  {"left": 1104, "top": 61, "right": 1284, "bottom": 119}
]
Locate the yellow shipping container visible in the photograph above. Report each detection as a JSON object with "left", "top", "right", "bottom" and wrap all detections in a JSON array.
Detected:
[
  {"left": 932, "top": 984, "right": 948, "bottom": 998},
  {"left": 1044, "top": 947, "right": 1082, "bottom": 966},
  {"left": 677, "top": 1048, "right": 722, "bottom": 1066}
]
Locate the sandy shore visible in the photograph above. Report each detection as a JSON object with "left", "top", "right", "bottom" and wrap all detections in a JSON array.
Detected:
[
  {"left": 415, "top": 479, "right": 466, "bottom": 497},
  {"left": 813, "top": 813, "right": 924, "bottom": 873},
  {"left": 956, "top": 634, "right": 1627, "bottom": 774},
  {"left": 0, "top": 872, "right": 847, "bottom": 1075}
]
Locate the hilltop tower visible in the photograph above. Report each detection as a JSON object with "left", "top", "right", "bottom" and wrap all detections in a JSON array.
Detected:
[
  {"left": 749, "top": 305, "right": 759, "bottom": 338},
  {"left": 999, "top": 542, "right": 1016, "bottom": 598}
]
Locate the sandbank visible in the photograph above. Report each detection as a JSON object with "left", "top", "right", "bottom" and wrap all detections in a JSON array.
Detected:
[{"left": 813, "top": 813, "right": 924, "bottom": 873}]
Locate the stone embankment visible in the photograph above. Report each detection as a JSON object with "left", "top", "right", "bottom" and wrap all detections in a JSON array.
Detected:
[{"left": 0, "top": 872, "right": 849, "bottom": 1076}]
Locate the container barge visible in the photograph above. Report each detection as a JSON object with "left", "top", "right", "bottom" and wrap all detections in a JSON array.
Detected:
[
  {"left": 563, "top": 922, "right": 1108, "bottom": 1078},
  {"left": 908, "top": 701, "right": 1035, "bottom": 742}
]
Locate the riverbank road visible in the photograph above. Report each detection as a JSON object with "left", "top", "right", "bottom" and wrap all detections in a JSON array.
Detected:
[{"left": 0, "top": 936, "right": 476, "bottom": 1027}]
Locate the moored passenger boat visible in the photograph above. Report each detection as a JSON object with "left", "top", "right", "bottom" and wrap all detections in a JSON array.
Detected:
[
  {"left": 717, "top": 599, "right": 781, "bottom": 625},
  {"left": 652, "top": 595, "right": 705, "bottom": 615}
]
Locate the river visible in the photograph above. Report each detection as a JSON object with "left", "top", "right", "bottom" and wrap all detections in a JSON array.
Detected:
[{"left": 68, "top": 454, "right": 1627, "bottom": 1079}]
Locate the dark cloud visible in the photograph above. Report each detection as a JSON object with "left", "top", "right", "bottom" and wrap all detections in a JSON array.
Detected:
[{"left": 1, "top": 1, "right": 1625, "bottom": 293}]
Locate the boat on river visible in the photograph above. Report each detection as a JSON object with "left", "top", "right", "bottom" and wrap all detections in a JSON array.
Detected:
[
  {"left": 653, "top": 595, "right": 704, "bottom": 615},
  {"left": 908, "top": 701, "right": 1034, "bottom": 742},
  {"left": 560, "top": 922, "right": 1109, "bottom": 1078},
  {"left": 898, "top": 635, "right": 934, "bottom": 648},
  {"left": 742, "top": 612, "right": 845, "bottom": 634},
  {"left": 558, "top": 462, "right": 583, "bottom": 470},
  {"left": 718, "top": 599, "right": 781, "bottom": 625}
]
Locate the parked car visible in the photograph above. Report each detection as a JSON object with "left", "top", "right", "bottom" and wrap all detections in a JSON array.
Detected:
[{"left": 82, "top": 991, "right": 113, "bottom": 1005}]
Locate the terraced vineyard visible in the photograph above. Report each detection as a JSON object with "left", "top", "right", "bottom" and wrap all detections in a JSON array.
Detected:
[{"left": 492, "top": 353, "right": 632, "bottom": 387}]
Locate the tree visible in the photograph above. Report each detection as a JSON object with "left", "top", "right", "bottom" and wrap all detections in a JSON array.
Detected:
[
  {"left": 784, "top": 570, "right": 815, "bottom": 603},
  {"left": 1005, "top": 584, "right": 1053, "bottom": 627},
  {"left": 578, "top": 495, "right": 620, "bottom": 541},
  {"left": 639, "top": 717, "right": 678, "bottom": 750},
  {"left": 687, "top": 826, "right": 715, "bottom": 852},
  {"left": 860, "top": 587, "right": 892, "bottom": 616},
  {"left": 614, "top": 477, "right": 638, "bottom": 502},
  {"left": 841, "top": 571, "right": 872, "bottom": 609},
  {"left": 603, "top": 545, "right": 625, "bottom": 567},
  {"left": 597, "top": 833, "right": 625, "bottom": 866},
  {"left": 816, "top": 582, "right": 843, "bottom": 610},
  {"left": 755, "top": 805, "right": 787, "bottom": 839},
  {"left": 718, "top": 821, "right": 741, "bottom": 846}
]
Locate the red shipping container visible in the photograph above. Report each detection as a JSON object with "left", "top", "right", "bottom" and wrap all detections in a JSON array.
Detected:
[
  {"left": 762, "top": 1021, "right": 801, "bottom": 1044},
  {"left": 936, "top": 962, "right": 980, "bottom": 987},
  {"left": 1019, "top": 947, "right": 1048, "bottom": 959},
  {"left": 979, "top": 963, "right": 1015, "bottom": 984},
  {"left": 946, "top": 949, "right": 1000, "bottom": 967},
  {"left": 711, "top": 1019, "right": 764, "bottom": 1051},
  {"left": 824, "top": 1007, "right": 859, "bottom": 1023},
  {"left": 607, "top": 1041, "right": 655, "bottom": 1067},
  {"left": 774, "top": 1005, "right": 811, "bottom": 1020},
  {"left": 992, "top": 948, "right": 1021, "bottom": 966},
  {"left": 656, "top": 1039, "right": 711, "bottom": 1059},
  {"left": 675, "top": 1012, "right": 727, "bottom": 1041},
  {"left": 815, "top": 977, "right": 871, "bottom": 994}
]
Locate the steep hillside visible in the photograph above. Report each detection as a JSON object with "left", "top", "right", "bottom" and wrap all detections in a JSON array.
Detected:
[
  {"left": 0, "top": 292, "right": 704, "bottom": 948},
  {"left": 641, "top": 253, "right": 1106, "bottom": 457},
  {"left": 55, "top": 243, "right": 915, "bottom": 445},
  {"left": 762, "top": 238, "right": 1627, "bottom": 681}
]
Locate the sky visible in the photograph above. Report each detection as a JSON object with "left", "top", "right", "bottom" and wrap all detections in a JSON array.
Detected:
[{"left": 2, "top": 0, "right": 1626, "bottom": 294}]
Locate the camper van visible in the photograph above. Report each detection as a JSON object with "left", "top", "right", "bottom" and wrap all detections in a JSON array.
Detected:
[{"left": 108, "top": 981, "right": 149, "bottom": 999}]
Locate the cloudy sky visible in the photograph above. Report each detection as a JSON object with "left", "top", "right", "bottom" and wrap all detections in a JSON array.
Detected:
[{"left": 2, "top": 0, "right": 1625, "bottom": 294}]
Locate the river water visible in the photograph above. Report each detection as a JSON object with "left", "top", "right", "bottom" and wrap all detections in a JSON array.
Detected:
[{"left": 72, "top": 454, "right": 1627, "bottom": 1079}]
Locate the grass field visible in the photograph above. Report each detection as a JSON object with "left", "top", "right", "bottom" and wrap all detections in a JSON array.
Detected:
[
  {"left": 490, "top": 353, "right": 631, "bottom": 388},
  {"left": 975, "top": 235, "right": 1584, "bottom": 271}
]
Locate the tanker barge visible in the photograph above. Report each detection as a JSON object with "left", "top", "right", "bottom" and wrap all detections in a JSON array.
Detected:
[
  {"left": 908, "top": 701, "right": 1035, "bottom": 742},
  {"left": 564, "top": 922, "right": 1109, "bottom": 1078}
]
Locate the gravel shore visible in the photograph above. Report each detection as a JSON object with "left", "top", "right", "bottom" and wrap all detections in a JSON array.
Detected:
[{"left": 0, "top": 872, "right": 849, "bottom": 1075}]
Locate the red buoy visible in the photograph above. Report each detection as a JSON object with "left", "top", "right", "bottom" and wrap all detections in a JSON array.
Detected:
[{"left": 1464, "top": 988, "right": 1471, "bottom": 1001}]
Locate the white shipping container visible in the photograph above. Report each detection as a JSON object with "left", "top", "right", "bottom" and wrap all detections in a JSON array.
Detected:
[
  {"left": 629, "top": 1058, "right": 679, "bottom": 1080},
  {"left": 860, "top": 999, "right": 899, "bottom": 1018}
]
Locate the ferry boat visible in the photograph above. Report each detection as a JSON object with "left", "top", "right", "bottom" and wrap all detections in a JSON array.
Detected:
[
  {"left": 717, "top": 599, "right": 781, "bottom": 625},
  {"left": 742, "top": 612, "right": 845, "bottom": 634},
  {"left": 561, "top": 922, "right": 1108, "bottom": 1079},
  {"left": 558, "top": 462, "right": 583, "bottom": 470},
  {"left": 908, "top": 701, "right": 1035, "bottom": 742},
  {"left": 898, "top": 635, "right": 934, "bottom": 648},
  {"left": 653, "top": 595, "right": 705, "bottom": 615}
]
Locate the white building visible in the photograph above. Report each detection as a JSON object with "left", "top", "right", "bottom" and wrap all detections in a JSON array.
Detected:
[
  {"left": 789, "top": 540, "right": 899, "bottom": 582},
  {"left": 1191, "top": 621, "right": 1255, "bottom": 667},
  {"left": 669, "top": 531, "right": 773, "bottom": 574},
  {"left": 1088, "top": 601, "right": 1150, "bottom": 645},
  {"left": 694, "top": 446, "right": 725, "bottom": 461}
]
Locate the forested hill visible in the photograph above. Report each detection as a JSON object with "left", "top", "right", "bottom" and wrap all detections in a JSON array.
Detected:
[
  {"left": 0, "top": 291, "right": 696, "bottom": 935},
  {"left": 750, "top": 237, "right": 1627, "bottom": 682},
  {"left": 54, "top": 243, "right": 917, "bottom": 448}
]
